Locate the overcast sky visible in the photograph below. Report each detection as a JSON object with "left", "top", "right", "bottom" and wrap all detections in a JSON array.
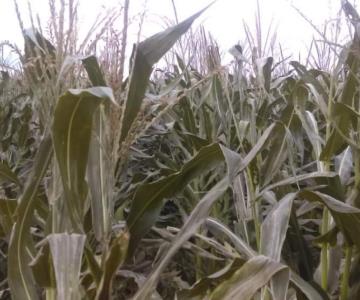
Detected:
[{"left": 0, "top": 0, "right": 357, "bottom": 63}]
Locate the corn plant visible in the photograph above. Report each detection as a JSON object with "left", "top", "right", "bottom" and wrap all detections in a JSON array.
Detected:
[{"left": 2, "top": 0, "right": 360, "bottom": 299}]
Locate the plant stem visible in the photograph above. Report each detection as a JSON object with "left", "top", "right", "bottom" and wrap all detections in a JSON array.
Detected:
[
  {"left": 320, "top": 72, "right": 334, "bottom": 292},
  {"left": 247, "top": 169, "right": 260, "bottom": 249},
  {"left": 340, "top": 245, "right": 353, "bottom": 300},
  {"left": 320, "top": 207, "right": 329, "bottom": 291}
]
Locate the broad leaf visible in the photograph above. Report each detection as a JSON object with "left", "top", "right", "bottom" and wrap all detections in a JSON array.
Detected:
[
  {"left": 52, "top": 87, "right": 115, "bottom": 229},
  {"left": 82, "top": 56, "right": 114, "bottom": 242},
  {"left": 260, "top": 193, "right": 295, "bottom": 300},
  {"left": 126, "top": 143, "right": 226, "bottom": 256},
  {"left": 299, "top": 190, "right": 360, "bottom": 249}
]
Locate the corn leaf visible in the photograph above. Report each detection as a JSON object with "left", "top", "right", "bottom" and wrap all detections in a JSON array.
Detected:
[
  {"left": 209, "top": 255, "right": 287, "bottom": 300},
  {"left": 0, "top": 198, "right": 17, "bottom": 237},
  {"left": 8, "top": 136, "right": 53, "bottom": 300},
  {"left": 0, "top": 161, "right": 21, "bottom": 186},
  {"left": 126, "top": 143, "right": 226, "bottom": 257},
  {"left": 52, "top": 87, "right": 115, "bottom": 229},
  {"left": 120, "top": 3, "right": 213, "bottom": 142},
  {"left": 48, "top": 233, "right": 86, "bottom": 300},
  {"left": 299, "top": 190, "right": 360, "bottom": 249},
  {"left": 260, "top": 193, "right": 295, "bottom": 300},
  {"left": 82, "top": 56, "right": 114, "bottom": 242},
  {"left": 95, "top": 231, "right": 129, "bottom": 300}
]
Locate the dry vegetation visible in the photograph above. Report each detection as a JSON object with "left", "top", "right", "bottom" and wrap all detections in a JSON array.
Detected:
[{"left": 1, "top": 0, "right": 360, "bottom": 299}]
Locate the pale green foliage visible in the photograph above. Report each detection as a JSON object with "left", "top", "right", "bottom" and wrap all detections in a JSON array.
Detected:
[{"left": 1, "top": 1, "right": 360, "bottom": 299}]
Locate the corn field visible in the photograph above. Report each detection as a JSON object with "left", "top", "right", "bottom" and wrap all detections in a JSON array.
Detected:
[{"left": 1, "top": 0, "right": 360, "bottom": 299}]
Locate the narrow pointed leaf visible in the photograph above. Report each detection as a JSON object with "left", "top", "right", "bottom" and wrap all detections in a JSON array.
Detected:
[
  {"left": 260, "top": 193, "right": 295, "bottom": 261},
  {"left": 95, "top": 231, "right": 129, "bottom": 300},
  {"left": 260, "top": 193, "right": 295, "bottom": 300},
  {"left": 260, "top": 123, "right": 287, "bottom": 186},
  {"left": 299, "top": 190, "right": 360, "bottom": 249},
  {"left": 8, "top": 136, "right": 53, "bottom": 300},
  {"left": 0, "top": 198, "right": 17, "bottom": 237},
  {"left": 0, "top": 161, "right": 21, "bottom": 186},
  {"left": 132, "top": 178, "right": 229, "bottom": 300},
  {"left": 120, "top": 3, "right": 213, "bottom": 141},
  {"left": 126, "top": 143, "right": 225, "bottom": 256},
  {"left": 337, "top": 146, "right": 352, "bottom": 185},
  {"left": 209, "top": 255, "right": 287, "bottom": 300},
  {"left": 127, "top": 122, "right": 275, "bottom": 257}
]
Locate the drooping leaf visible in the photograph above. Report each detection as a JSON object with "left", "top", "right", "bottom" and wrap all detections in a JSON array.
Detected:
[
  {"left": 127, "top": 123, "right": 275, "bottom": 257},
  {"left": 321, "top": 102, "right": 359, "bottom": 161},
  {"left": 23, "top": 28, "right": 56, "bottom": 84},
  {"left": 290, "top": 272, "right": 328, "bottom": 300},
  {"left": 8, "top": 136, "right": 53, "bottom": 300},
  {"left": 209, "top": 255, "right": 287, "bottom": 300},
  {"left": 131, "top": 124, "right": 277, "bottom": 298},
  {"left": 259, "top": 171, "right": 338, "bottom": 196},
  {"left": 126, "top": 143, "right": 226, "bottom": 257},
  {"left": 296, "top": 109, "right": 323, "bottom": 162},
  {"left": 177, "top": 258, "right": 246, "bottom": 300},
  {"left": 132, "top": 178, "right": 229, "bottom": 300},
  {"left": 290, "top": 61, "right": 328, "bottom": 116},
  {"left": 205, "top": 219, "right": 325, "bottom": 299},
  {"left": 299, "top": 190, "right": 360, "bottom": 249}
]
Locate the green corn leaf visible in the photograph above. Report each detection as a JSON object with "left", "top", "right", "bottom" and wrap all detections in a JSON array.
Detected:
[
  {"left": 82, "top": 56, "right": 114, "bottom": 242},
  {"left": 126, "top": 143, "right": 226, "bottom": 257},
  {"left": 8, "top": 136, "right": 53, "bottom": 300},
  {"left": 0, "top": 161, "right": 21, "bottom": 186},
  {"left": 206, "top": 219, "right": 326, "bottom": 300},
  {"left": 260, "top": 193, "right": 295, "bottom": 300},
  {"left": 299, "top": 190, "right": 360, "bottom": 249},
  {"left": 120, "top": 2, "right": 214, "bottom": 142},
  {"left": 52, "top": 87, "right": 115, "bottom": 229},
  {"left": 95, "top": 231, "right": 129, "bottom": 300},
  {"left": 0, "top": 198, "right": 17, "bottom": 237},
  {"left": 209, "top": 255, "right": 288, "bottom": 300},
  {"left": 131, "top": 124, "right": 276, "bottom": 298},
  {"left": 260, "top": 193, "right": 295, "bottom": 261},
  {"left": 260, "top": 123, "right": 287, "bottom": 186},
  {"left": 177, "top": 258, "right": 246, "bottom": 299},
  {"left": 132, "top": 178, "right": 229, "bottom": 300}
]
